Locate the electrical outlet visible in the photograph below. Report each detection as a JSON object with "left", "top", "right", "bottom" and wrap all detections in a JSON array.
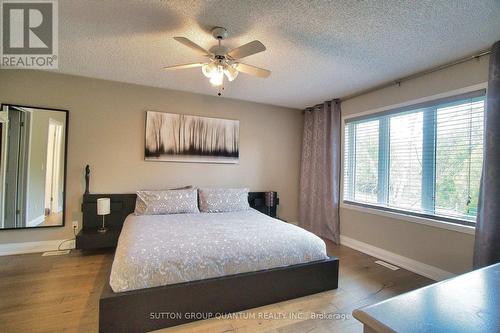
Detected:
[{"left": 72, "top": 220, "right": 78, "bottom": 229}]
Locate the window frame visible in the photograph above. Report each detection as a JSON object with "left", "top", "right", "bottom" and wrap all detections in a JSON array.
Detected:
[{"left": 341, "top": 83, "right": 487, "bottom": 230}]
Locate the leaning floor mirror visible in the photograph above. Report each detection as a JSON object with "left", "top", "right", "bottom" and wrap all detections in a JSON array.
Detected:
[{"left": 0, "top": 104, "right": 68, "bottom": 229}]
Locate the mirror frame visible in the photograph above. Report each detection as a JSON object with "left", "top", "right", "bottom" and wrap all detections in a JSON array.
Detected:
[{"left": 0, "top": 103, "right": 68, "bottom": 230}]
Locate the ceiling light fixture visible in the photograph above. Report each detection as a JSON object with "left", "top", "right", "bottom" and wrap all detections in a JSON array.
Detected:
[
  {"left": 209, "top": 65, "right": 224, "bottom": 86},
  {"left": 163, "top": 27, "right": 271, "bottom": 96}
]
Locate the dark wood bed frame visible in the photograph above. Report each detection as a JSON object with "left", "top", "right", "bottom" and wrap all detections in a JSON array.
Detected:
[{"left": 81, "top": 192, "right": 339, "bottom": 332}]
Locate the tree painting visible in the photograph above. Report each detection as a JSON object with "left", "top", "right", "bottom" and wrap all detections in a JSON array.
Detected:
[{"left": 145, "top": 111, "right": 239, "bottom": 163}]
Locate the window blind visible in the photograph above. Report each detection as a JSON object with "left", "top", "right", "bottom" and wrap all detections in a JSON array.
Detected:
[{"left": 344, "top": 91, "right": 485, "bottom": 225}]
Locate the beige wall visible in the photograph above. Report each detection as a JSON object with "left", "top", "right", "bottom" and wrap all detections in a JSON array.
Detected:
[
  {"left": 0, "top": 70, "right": 302, "bottom": 244},
  {"left": 340, "top": 56, "right": 490, "bottom": 274}
]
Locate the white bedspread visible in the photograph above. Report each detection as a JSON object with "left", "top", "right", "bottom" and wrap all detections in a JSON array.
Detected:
[{"left": 110, "top": 209, "right": 328, "bottom": 292}]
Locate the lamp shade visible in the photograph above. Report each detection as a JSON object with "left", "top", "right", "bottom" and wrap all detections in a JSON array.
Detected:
[
  {"left": 97, "top": 198, "right": 111, "bottom": 215},
  {"left": 224, "top": 65, "right": 239, "bottom": 81}
]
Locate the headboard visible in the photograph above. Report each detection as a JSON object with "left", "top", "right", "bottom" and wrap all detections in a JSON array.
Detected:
[{"left": 81, "top": 192, "right": 278, "bottom": 232}]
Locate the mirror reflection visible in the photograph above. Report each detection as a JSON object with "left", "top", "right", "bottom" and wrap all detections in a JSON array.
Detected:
[{"left": 0, "top": 105, "right": 67, "bottom": 229}]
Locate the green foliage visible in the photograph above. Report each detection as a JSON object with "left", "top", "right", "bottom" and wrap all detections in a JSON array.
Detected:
[{"left": 435, "top": 109, "right": 483, "bottom": 220}]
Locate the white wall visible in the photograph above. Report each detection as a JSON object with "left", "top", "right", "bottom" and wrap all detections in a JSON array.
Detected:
[
  {"left": 340, "top": 56, "right": 489, "bottom": 275},
  {"left": 0, "top": 70, "right": 303, "bottom": 245}
]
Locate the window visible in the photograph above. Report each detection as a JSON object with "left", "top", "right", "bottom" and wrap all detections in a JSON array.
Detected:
[{"left": 344, "top": 91, "right": 485, "bottom": 226}]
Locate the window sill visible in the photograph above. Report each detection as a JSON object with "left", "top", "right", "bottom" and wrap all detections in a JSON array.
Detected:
[{"left": 340, "top": 202, "right": 475, "bottom": 235}]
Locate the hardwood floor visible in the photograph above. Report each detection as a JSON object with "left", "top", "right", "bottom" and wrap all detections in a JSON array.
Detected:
[
  {"left": 40, "top": 212, "right": 63, "bottom": 227},
  {"left": 24, "top": 212, "right": 62, "bottom": 228},
  {"left": 0, "top": 242, "right": 433, "bottom": 333}
]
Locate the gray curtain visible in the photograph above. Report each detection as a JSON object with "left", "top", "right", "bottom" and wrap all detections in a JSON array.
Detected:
[
  {"left": 473, "top": 40, "right": 500, "bottom": 268},
  {"left": 298, "top": 100, "right": 341, "bottom": 244}
]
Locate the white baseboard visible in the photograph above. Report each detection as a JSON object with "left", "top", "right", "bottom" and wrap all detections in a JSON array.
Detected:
[
  {"left": 0, "top": 239, "right": 75, "bottom": 256},
  {"left": 340, "top": 235, "right": 454, "bottom": 281}
]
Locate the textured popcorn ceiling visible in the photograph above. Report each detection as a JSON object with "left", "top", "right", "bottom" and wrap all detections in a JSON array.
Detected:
[{"left": 57, "top": 0, "right": 500, "bottom": 109}]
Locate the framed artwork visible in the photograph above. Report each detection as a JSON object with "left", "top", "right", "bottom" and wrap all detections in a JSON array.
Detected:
[{"left": 145, "top": 111, "right": 239, "bottom": 163}]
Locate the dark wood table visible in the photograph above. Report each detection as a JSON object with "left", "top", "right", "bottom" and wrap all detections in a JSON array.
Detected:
[
  {"left": 353, "top": 263, "right": 500, "bottom": 333},
  {"left": 75, "top": 228, "right": 121, "bottom": 250}
]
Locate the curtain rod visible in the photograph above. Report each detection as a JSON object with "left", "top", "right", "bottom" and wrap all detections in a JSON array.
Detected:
[
  {"left": 305, "top": 48, "right": 491, "bottom": 111},
  {"left": 339, "top": 49, "right": 491, "bottom": 103}
]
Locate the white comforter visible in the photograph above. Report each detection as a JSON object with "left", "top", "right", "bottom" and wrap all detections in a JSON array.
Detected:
[{"left": 110, "top": 209, "right": 328, "bottom": 292}]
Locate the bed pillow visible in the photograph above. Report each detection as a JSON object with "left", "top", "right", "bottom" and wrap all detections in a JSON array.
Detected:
[
  {"left": 134, "top": 189, "right": 199, "bottom": 215},
  {"left": 198, "top": 188, "right": 250, "bottom": 213}
]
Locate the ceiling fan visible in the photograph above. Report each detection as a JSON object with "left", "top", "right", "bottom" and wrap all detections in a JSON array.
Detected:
[{"left": 163, "top": 27, "right": 271, "bottom": 95}]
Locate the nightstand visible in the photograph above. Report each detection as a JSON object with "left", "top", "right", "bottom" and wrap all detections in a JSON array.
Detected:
[{"left": 76, "top": 228, "right": 120, "bottom": 250}]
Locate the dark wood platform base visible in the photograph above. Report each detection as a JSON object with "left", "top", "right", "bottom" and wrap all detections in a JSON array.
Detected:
[{"left": 99, "top": 256, "right": 339, "bottom": 332}]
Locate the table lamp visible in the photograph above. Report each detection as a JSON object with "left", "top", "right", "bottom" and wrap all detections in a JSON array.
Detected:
[{"left": 97, "top": 198, "right": 110, "bottom": 233}]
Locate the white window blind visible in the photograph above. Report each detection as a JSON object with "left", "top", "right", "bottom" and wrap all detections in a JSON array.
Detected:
[{"left": 344, "top": 91, "right": 485, "bottom": 225}]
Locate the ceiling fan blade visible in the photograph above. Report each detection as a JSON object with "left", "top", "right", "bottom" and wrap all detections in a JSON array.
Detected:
[
  {"left": 227, "top": 40, "right": 266, "bottom": 60},
  {"left": 173, "top": 37, "right": 210, "bottom": 56},
  {"left": 163, "top": 62, "right": 205, "bottom": 70},
  {"left": 235, "top": 63, "right": 271, "bottom": 78}
]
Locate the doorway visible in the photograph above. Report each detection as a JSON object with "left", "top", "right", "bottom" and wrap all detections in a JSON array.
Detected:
[
  {"left": 44, "top": 119, "right": 63, "bottom": 218},
  {"left": 4, "top": 107, "right": 30, "bottom": 228}
]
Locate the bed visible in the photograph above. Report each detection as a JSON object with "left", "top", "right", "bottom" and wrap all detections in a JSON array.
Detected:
[
  {"left": 81, "top": 192, "right": 339, "bottom": 332},
  {"left": 111, "top": 209, "right": 330, "bottom": 292}
]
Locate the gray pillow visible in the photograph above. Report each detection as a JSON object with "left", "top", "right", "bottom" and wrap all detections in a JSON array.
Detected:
[
  {"left": 198, "top": 188, "right": 250, "bottom": 213},
  {"left": 134, "top": 189, "right": 199, "bottom": 215}
]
